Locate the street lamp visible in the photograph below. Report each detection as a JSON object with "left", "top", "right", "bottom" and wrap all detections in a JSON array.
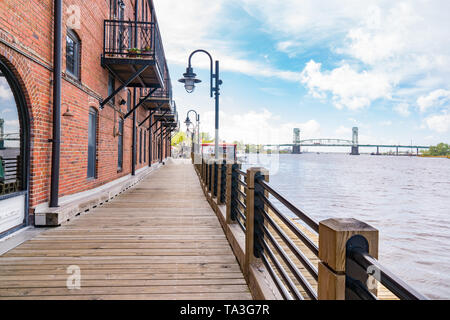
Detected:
[
  {"left": 185, "top": 110, "right": 200, "bottom": 154},
  {"left": 179, "top": 49, "right": 222, "bottom": 159}
]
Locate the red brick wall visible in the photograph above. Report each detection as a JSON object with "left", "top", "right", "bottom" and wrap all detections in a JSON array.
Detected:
[{"left": 0, "top": 0, "right": 170, "bottom": 217}]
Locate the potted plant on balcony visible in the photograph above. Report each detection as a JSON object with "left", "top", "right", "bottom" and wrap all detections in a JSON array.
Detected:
[
  {"left": 127, "top": 48, "right": 141, "bottom": 58},
  {"left": 142, "top": 45, "right": 151, "bottom": 55}
]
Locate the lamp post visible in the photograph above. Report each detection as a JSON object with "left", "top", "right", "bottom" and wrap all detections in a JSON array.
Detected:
[
  {"left": 185, "top": 110, "right": 200, "bottom": 154},
  {"left": 179, "top": 50, "right": 222, "bottom": 159}
]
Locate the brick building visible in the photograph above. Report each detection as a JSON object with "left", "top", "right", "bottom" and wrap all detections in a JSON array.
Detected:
[{"left": 0, "top": 0, "right": 178, "bottom": 236}]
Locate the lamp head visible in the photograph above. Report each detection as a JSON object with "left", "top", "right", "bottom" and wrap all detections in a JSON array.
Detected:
[
  {"left": 184, "top": 116, "right": 192, "bottom": 128},
  {"left": 178, "top": 67, "right": 201, "bottom": 93}
]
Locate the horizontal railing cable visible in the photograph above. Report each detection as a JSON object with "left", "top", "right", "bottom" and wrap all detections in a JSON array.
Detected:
[
  {"left": 259, "top": 194, "right": 319, "bottom": 256},
  {"left": 257, "top": 178, "right": 319, "bottom": 233},
  {"left": 348, "top": 249, "right": 428, "bottom": 300},
  {"left": 235, "top": 213, "right": 246, "bottom": 232},
  {"left": 258, "top": 207, "right": 318, "bottom": 281},
  {"left": 260, "top": 252, "right": 293, "bottom": 300},
  {"left": 258, "top": 236, "right": 304, "bottom": 300}
]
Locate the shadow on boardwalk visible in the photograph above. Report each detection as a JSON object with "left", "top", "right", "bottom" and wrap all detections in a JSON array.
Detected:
[{"left": 0, "top": 159, "right": 252, "bottom": 300}]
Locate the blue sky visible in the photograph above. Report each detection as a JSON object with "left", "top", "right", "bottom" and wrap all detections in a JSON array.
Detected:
[{"left": 153, "top": 0, "right": 450, "bottom": 147}]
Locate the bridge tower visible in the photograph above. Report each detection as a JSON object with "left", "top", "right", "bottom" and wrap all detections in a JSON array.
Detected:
[
  {"left": 351, "top": 127, "right": 359, "bottom": 155},
  {"left": 292, "top": 128, "right": 301, "bottom": 154},
  {"left": 0, "top": 118, "right": 4, "bottom": 150}
]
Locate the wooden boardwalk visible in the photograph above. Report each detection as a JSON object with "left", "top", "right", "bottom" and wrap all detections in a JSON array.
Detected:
[{"left": 0, "top": 160, "right": 252, "bottom": 300}]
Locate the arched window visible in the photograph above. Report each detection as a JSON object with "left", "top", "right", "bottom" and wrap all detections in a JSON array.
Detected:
[
  {"left": 0, "top": 59, "right": 30, "bottom": 235},
  {"left": 66, "top": 29, "right": 81, "bottom": 79},
  {"left": 87, "top": 107, "right": 97, "bottom": 178}
]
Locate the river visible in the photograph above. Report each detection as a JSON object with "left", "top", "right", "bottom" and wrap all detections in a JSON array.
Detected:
[{"left": 242, "top": 153, "right": 450, "bottom": 299}]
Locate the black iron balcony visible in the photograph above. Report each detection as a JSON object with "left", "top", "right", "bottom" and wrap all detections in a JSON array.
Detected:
[
  {"left": 154, "top": 104, "right": 177, "bottom": 124},
  {"left": 102, "top": 20, "right": 166, "bottom": 88}
]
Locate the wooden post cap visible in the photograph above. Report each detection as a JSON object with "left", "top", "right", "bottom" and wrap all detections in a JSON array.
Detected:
[
  {"left": 319, "top": 218, "right": 379, "bottom": 272},
  {"left": 246, "top": 167, "right": 269, "bottom": 189}
]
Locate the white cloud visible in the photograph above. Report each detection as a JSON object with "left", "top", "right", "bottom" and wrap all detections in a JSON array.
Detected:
[
  {"left": 0, "top": 78, "right": 13, "bottom": 100},
  {"left": 424, "top": 112, "right": 450, "bottom": 133},
  {"left": 394, "top": 103, "right": 410, "bottom": 117},
  {"left": 380, "top": 120, "right": 392, "bottom": 126},
  {"left": 335, "top": 126, "right": 351, "bottom": 136},
  {"left": 199, "top": 108, "right": 320, "bottom": 144},
  {"left": 154, "top": 0, "right": 300, "bottom": 82},
  {"left": 300, "top": 60, "right": 392, "bottom": 110},
  {"left": 417, "top": 89, "right": 450, "bottom": 113}
]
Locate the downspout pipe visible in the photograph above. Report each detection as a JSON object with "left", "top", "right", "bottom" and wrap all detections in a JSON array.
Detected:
[
  {"left": 132, "top": 88, "right": 136, "bottom": 175},
  {"left": 50, "top": 0, "right": 62, "bottom": 208},
  {"left": 131, "top": 0, "right": 139, "bottom": 176}
]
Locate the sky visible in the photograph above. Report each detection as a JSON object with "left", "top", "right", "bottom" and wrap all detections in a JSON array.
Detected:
[{"left": 153, "top": 0, "right": 450, "bottom": 147}]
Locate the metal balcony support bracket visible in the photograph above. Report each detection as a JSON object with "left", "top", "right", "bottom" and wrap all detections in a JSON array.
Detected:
[
  {"left": 138, "top": 111, "right": 153, "bottom": 127},
  {"left": 163, "top": 128, "right": 174, "bottom": 140},
  {"left": 149, "top": 110, "right": 169, "bottom": 131},
  {"left": 130, "top": 65, "right": 147, "bottom": 88},
  {"left": 123, "top": 87, "right": 157, "bottom": 119},
  {"left": 100, "top": 65, "right": 149, "bottom": 109}
]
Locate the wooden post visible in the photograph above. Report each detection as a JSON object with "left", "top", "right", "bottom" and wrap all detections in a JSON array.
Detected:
[
  {"left": 225, "top": 164, "right": 235, "bottom": 224},
  {"left": 202, "top": 158, "right": 206, "bottom": 184},
  {"left": 245, "top": 167, "right": 269, "bottom": 277},
  {"left": 318, "top": 218, "right": 379, "bottom": 300},
  {"left": 211, "top": 160, "right": 216, "bottom": 197},
  {"left": 216, "top": 160, "right": 223, "bottom": 205}
]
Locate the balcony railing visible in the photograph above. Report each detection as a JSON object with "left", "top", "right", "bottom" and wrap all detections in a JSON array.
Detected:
[{"left": 103, "top": 20, "right": 165, "bottom": 79}]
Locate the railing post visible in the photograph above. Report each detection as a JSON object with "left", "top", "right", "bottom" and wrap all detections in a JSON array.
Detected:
[
  {"left": 208, "top": 161, "right": 212, "bottom": 193},
  {"left": 216, "top": 160, "right": 223, "bottom": 205},
  {"left": 211, "top": 160, "right": 216, "bottom": 197},
  {"left": 205, "top": 160, "right": 209, "bottom": 191},
  {"left": 201, "top": 158, "right": 205, "bottom": 184},
  {"left": 318, "top": 218, "right": 379, "bottom": 300},
  {"left": 245, "top": 167, "right": 269, "bottom": 277},
  {"left": 225, "top": 163, "right": 236, "bottom": 224}
]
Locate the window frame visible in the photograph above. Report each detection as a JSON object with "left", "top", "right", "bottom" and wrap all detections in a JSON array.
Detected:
[
  {"left": 66, "top": 29, "right": 81, "bottom": 80},
  {"left": 87, "top": 107, "right": 98, "bottom": 179},
  {"left": 117, "top": 117, "right": 124, "bottom": 172},
  {"left": 108, "top": 73, "right": 116, "bottom": 105},
  {"left": 144, "top": 130, "right": 146, "bottom": 163},
  {"left": 139, "top": 128, "right": 142, "bottom": 164}
]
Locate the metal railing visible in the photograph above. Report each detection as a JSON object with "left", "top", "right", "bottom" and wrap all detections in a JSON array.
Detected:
[
  {"left": 251, "top": 174, "right": 318, "bottom": 300},
  {"left": 231, "top": 166, "right": 247, "bottom": 233},
  {"left": 346, "top": 245, "right": 427, "bottom": 300},
  {"left": 193, "top": 156, "right": 427, "bottom": 300},
  {"left": 103, "top": 20, "right": 165, "bottom": 78}
]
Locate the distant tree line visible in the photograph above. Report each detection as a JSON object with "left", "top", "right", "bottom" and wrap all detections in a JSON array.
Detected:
[{"left": 421, "top": 143, "right": 450, "bottom": 156}]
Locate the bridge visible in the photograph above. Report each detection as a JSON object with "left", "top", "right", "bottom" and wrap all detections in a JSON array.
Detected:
[{"left": 264, "top": 127, "right": 430, "bottom": 155}]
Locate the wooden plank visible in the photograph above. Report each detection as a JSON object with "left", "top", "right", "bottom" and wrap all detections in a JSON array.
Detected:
[
  {"left": 0, "top": 285, "right": 251, "bottom": 297},
  {"left": 0, "top": 160, "right": 251, "bottom": 300},
  {"left": 0, "top": 292, "right": 253, "bottom": 300}
]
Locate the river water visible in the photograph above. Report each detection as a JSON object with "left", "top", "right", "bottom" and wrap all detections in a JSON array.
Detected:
[{"left": 243, "top": 153, "right": 450, "bottom": 299}]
